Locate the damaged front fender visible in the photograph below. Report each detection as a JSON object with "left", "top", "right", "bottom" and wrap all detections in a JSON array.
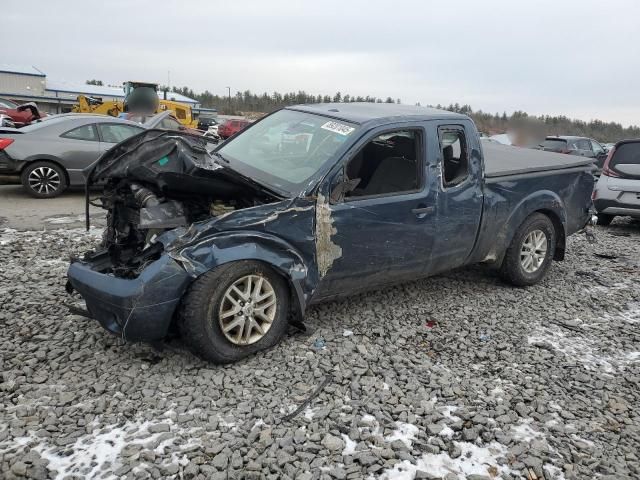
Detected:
[{"left": 170, "top": 230, "right": 311, "bottom": 317}]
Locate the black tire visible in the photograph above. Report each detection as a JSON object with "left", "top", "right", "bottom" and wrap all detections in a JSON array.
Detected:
[
  {"left": 596, "top": 213, "right": 614, "bottom": 226},
  {"left": 499, "top": 213, "right": 556, "bottom": 287},
  {"left": 179, "top": 261, "right": 290, "bottom": 363},
  {"left": 20, "top": 161, "right": 68, "bottom": 198}
]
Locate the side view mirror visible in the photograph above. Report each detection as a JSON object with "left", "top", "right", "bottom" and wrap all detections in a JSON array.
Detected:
[{"left": 330, "top": 177, "right": 360, "bottom": 203}]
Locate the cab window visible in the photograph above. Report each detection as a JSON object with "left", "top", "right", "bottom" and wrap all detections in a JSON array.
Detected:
[
  {"left": 61, "top": 124, "right": 99, "bottom": 142},
  {"left": 98, "top": 124, "right": 143, "bottom": 143},
  {"left": 345, "top": 129, "right": 421, "bottom": 198},
  {"left": 439, "top": 127, "right": 469, "bottom": 188},
  {"left": 590, "top": 140, "right": 605, "bottom": 155},
  {"left": 159, "top": 117, "right": 181, "bottom": 130}
]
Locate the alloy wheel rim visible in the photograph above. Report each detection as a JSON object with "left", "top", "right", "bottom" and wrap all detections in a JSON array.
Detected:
[
  {"left": 520, "top": 229, "right": 548, "bottom": 273},
  {"left": 218, "top": 274, "right": 277, "bottom": 345},
  {"left": 28, "top": 167, "right": 61, "bottom": 195}
]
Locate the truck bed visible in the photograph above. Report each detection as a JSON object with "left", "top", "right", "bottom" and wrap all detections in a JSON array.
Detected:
[{"left": 482, "top": 140, "right": 595, "bottom": 178}]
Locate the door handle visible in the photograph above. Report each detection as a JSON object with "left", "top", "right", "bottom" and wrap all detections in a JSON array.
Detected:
[{"left": 412, "top": 206, "right": 434, "bottom": 216}]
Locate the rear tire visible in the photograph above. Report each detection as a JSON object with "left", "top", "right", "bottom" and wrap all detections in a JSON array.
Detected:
[
  {"left": 596, "top": 213, "right": 614, "bottom": 226},
  {"left": 179, "top": 261, "right": 290, "bottom": 364},
  {"left": 21, "top": 161, "right": 68, "bottom": 198},
  {"left": 499, "top": 213, "right": 556, "bottom": 287}
]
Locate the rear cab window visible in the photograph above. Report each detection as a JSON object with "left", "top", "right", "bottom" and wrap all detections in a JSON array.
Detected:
[{"left": 439, "top": 127, "right": 469, "bottom": 188}]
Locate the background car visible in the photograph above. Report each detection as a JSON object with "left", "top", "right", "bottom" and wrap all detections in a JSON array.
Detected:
[
  {"left": 0, "top": 113, "right": 15, "bottom": 128},
  {"left": 593, "top": 139, "right": 640, "bottom": 225},
  {"left": 125, "top": 110, "right": 204, "bottom": 135},
  {"left": 0, "top": 114, "right": 144, "bottom": 198},
  {"left": 0, "top": 99, "right": 46, "bottom": 128},
  {"left": 197, "top": 116, "right": 221, "bottom": 131},
  {"left": 218, "top": 119, "right": 250, "bottom": 139},
  {"left": 538, "top": 135, "right": 608, "bottom": 169}
]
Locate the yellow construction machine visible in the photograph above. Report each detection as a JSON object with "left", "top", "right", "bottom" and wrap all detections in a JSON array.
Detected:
[{"left": 72, "top": 81, "right": 199, "bottom": 128}]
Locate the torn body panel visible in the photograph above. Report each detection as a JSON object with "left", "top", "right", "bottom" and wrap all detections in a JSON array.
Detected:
[{"left": 314, "top": 193, "right": 342, "bottom": 277}]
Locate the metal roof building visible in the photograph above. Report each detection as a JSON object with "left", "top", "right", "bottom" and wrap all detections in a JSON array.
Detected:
[{"left": 0, "top": 64, "right": 200, "bottom": 114}]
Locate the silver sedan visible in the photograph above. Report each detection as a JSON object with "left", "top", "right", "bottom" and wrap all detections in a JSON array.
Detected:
[{"left": 0, "top": 114, "right": 144, "bottom": 198}]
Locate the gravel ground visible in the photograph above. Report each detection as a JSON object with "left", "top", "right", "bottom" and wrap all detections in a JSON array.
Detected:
[{"left": 0, "top": 220, "right": 639, "bottom": 480}]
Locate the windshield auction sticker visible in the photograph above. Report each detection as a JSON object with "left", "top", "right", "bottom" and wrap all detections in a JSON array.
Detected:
[{"left": 321, "top": 121, "right": 355, "bottom": 136}]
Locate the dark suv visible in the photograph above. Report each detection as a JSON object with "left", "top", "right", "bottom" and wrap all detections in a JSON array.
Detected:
[{"left": 538, "top": 136, "right": 608, "bottom": 169}]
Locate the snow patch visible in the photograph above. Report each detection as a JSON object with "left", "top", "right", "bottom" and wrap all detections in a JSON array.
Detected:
[
  {"left": 441, "top": 405, "right": 460, "bottom": 422},
  {"left": 343, "top": 329, "right": 354, "bottom": 337},
  {"left": 528, "top": 324, "right": 640, "bottom": 372},
  {"left": 510, "top": 419, "right": 544, "bottom": 442},
  {"left": 373, "top": 441, "right": 512, "bottom": 480},
  {"left": 252, "top": 418, "right": 266, "bottom": 429},
  {"left": 304, "top": 406, "right": 315, "bottom": 420},
  {"left": 439, "top": 426, "right": 455, "bottom": 438},
  {"left": 341, "top": 434, "right": 358, "bottom": 455},
  {"left": 384, "top": 422, "right": 419, "bottom": 447}
]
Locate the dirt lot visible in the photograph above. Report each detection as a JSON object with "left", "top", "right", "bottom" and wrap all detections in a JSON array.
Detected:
[{"left": 0, "top": 188, "right": 639, "bottom": 480}]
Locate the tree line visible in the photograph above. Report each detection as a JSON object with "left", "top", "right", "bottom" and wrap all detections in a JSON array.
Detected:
[{"left": 159, "top": 86, "right": 640, "bottom": 142}]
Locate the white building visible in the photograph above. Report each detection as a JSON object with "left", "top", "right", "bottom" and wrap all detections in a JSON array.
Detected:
[{"left": 0, "top": 64, "right": 201, "bottom": 114}]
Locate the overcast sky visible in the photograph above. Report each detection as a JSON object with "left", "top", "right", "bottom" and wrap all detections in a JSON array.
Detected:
[{"left": 2, "top": 0, "right": 639, "bottom": 126}]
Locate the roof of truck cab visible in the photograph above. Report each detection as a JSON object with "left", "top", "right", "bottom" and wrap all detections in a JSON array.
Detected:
[{"left": 287, "top": 103, "right": 469, "bottom": 124}]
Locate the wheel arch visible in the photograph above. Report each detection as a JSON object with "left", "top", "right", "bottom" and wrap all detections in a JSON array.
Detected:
[
  {"left": 536, "top": 208, "right": 566, "bottom": 260},
  {"left": 171, "top": 231, "right": 313, "bottom": 321},
  {"left": 490, "top": 190, "right": 568, "bottom": 265},
  {"left": 21, "top": 157, "right": 70, "bottom": 185}
]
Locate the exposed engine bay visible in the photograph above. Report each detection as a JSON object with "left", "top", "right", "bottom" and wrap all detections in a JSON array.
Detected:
[{"left": 84, "top": 130, "right": 280, "bottom": 278}]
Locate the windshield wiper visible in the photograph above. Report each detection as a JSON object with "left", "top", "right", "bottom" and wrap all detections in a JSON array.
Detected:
[{"left": 212, "top": 151, "right": 230, "bottom": 163}]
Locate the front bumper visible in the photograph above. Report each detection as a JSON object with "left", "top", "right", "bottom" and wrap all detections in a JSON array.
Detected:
[
  {"left": 0, "top": 152, "right": 21, "bottom": 183},
  {"left": 66, "top": 254, "right": 192, "bottom": 341}
]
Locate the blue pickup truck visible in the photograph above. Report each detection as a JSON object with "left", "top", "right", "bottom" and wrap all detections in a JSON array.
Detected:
[{"left": 67, "top": 103, "right": 595, "bottom": 363}]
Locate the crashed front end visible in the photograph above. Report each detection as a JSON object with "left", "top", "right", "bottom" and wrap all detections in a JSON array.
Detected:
[{"left": 67, "top": 130, "right": 281, "bottom": 341}]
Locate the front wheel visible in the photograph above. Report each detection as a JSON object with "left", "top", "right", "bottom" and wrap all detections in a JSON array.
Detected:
[
  {"left": 179, "top": 261, "right": 290, "bottom": 363},
  {"left": 21, "top": 161, "right": 68, "bottom": 198},
  {"left": 499, "top": 213, "right": 556, "bottom": 287}
]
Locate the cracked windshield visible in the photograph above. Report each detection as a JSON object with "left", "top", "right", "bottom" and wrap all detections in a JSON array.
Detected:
[{"left": 217, "top": 109, "right": 356, "bottom": 192}]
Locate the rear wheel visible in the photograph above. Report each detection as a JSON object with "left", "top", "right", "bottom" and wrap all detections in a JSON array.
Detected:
[
  {"left": 21, "top": 161, "right": 68, "bottom": 198},
  {"left": 596, "top": 213, "right": 614, "bottom": 226},
  {"left": 500, "top": 213, "right": 556, "bottom": 287},
  {"left": 179, "top": 261, "right": 290, "bottom": 363}
]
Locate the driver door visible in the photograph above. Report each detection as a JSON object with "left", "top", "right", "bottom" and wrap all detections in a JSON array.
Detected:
[{"left": 315, "top": 125, "right": 438, "bottom": 299}]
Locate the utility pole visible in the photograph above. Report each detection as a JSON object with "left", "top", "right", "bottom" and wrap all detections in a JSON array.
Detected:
[{"left": 226, "top": 86, "right": 231, "bottom": 114}]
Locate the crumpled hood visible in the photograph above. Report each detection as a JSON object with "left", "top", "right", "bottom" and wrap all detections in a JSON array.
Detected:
[{"left": 86, "top": 129, "right": 281, "bottom": 201}]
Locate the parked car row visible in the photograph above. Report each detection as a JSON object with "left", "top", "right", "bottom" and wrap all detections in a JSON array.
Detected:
[
  {"left": 537, "top": 135, "right": 609, "bottom": 169},
  {"left": 534, "top": 135, "right": 640, "bottom": 226},
  {"left": 0, "top": 110, "right": 211, "bottom": 198}
]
